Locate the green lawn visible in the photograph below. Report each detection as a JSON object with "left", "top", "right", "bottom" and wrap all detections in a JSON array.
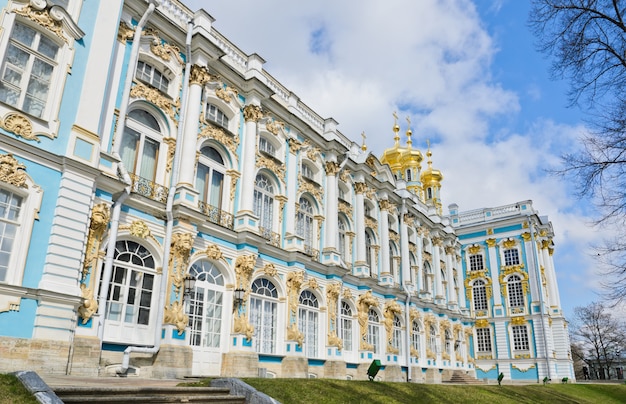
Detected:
[
  {"left": 0, "top": 374, "right": 37, "bottom": 404},
  {"left": 238, "top": 378, "right": 626, "bottom": 404}
]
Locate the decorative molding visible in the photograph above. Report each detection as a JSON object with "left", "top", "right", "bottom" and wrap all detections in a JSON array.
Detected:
[
  {"left": 190, "top": 64, "right": 214, "bottom": 86},
  {"left": 130, "top": 81, "right": 179, "bottom": 121},
  {"left": 357, "top": 291, "right": 379, "bottom": 351},
  {"left": 117, "top": 21, "right": 134, "bottom": 42},
  {"left": 0, "top": 113, "right": 48, "bottom": 142},
  {"left": 256, "top": 153, "right": 285, "bottom": 184},
  {"left": 199, "top": 123, "right": 240, "bottom": 158},
  {"left": 0, "top": 153, "right": 28, "bottom": 188},
  {"left": 243, "top": 104, "right": 263, "bottom": 122},
  {"left": 150, "top": 38, "right": 184, "bottom": 65}
]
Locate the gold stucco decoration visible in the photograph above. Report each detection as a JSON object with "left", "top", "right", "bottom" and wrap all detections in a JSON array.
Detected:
[
  {"left": 199, "top": 123, "right": 240, "bottom": 158},
  {"left": 130, "top": 81, "right": 179, "bottom": 121},
  {"left": 357, "top": 291, "right": 379, "bottom": 351},
  {"left": 298, "top": 174, "right": 323, "bottom": 204},
  {"left": 150, "top": 38, "right": 184, "bottom": 65},
  {"left": 117, "top": 21, "right": 134, "bottom": 42},
  {"left": 338, "top": 200, "right": 353, "bottom": 217},
  {"left": 257, "top": 153, "right": 285, "bottom": 183},
  {"left": 215, "top": 86, "right": 238, "bottom": 103},
  {"left": 0, "top": 153, "right": 28, "bottom": 188},
  {"left": 165, "top": 232, "right": 194, "bottom": 334},
  {"left": 163, "top": 137, "right": 176, "bottom": 173},
  {"left": 204, "top": 243, "right": 224, "bottom": 261},
  {"left": 163, "top": 300, "right": 187, "bottom": 335},
  {"left": 511, "top": 316, "right": 527, "bottom": 326},
  {"left": 189, "top": 64, "right": 214, "bottom": 86},
  {"left": 243, "top": 105, "right": 263, "bottom": 122},
  {"left": 475, "top": 319, "right": 489, "bottom": 328},
  {"left": 326, "top": 282, "right": 342, "bottom": 349},
  {"left": 325, "top": 161, "right": 340, "bottom": 176},
  {"left": 0, "top": 113, "right": 38, "bottom": 142},
  {"left": 286, "top": 270, "right": 305, "bottom": 346},
  {"left": 468, "top": 245, "right": 481, "bottom": 255},
  {"left": 262, "top": 263, "right": 277, "bottom": 277},
  {"left": 14, "top": 5, "right": 67, "bottom": 43},
  {"left": 384, "top": 300, "right": 402, "bottom": 354},
  {"left": 129, "top": 220, "right": 151, "bottom": 239}
]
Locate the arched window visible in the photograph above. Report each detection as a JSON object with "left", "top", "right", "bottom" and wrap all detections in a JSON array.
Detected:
[
  {"left": 444, "top": 329, "right": 452, "bottom": 357},
  {"left": 411, "top": 321, "right": 421, "bottom": 356},
  {"left": 253, "top": 173, "right": 274, "bottom": 231},
  {"left": 103, "top": 240, "right": 157, "bottom": 344},
  {"left": 507, "top": 275, "right": 525, "bottom": 308},
  {"left": 367, "top": 309, "right": 381, "bottom": 353},
  {"left": 120, "top": 109, "right": 162, "bottom": 181},
  {"left": 340, "top": 301, "right": 353, "bottom": 352},
  {"left": 249, "top": 278, "right": 278, "bottom": 354},
  {"left": 196, "top": 146, "right": 225, "bottom": 208},
  {"left": 136, "top": 61, "right": 169, "bottom": 93},
  {"left": 298, "top": 290, "right": 319, "bottom": 357},
  {"left": 428, "top": 325, "right": 437, "bottom": 354},
  {"left": 423, "top": 261, "right": 433, "bottom": 293},
  {"left": 392, "top": 315, "right": 403, "bottom": 355},
  {"left": 296, "top": 197, "right": 314, "bottom": 249},
  {"left": 472, "top": 280, "right": 488, "bottom": 312},
  {"left": 0, "top": 21, "right": 60, "bottom": 118},
  {"left": 338, "top": 218, "right": 347, "bottom": 262},
  {"left": 188, "top": 260, "right": 224, "bottom": 348}
]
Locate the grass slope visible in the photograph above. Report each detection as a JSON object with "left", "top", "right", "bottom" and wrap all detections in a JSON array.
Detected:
[
  {"left": 240, "top": 378, "right": 626, "bottom": 404},
  {"left": 0, "top": 374, "right": 37, "bottom": 404}
]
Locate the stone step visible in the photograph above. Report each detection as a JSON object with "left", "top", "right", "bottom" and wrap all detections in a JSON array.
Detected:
[{"left": 54, "top": 386, "right": 246, "bottom": 404}]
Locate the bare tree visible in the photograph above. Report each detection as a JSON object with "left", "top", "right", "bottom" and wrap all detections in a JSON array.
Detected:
[
  {"left": 571, "top": 302, "right": 625, "bottom": 379},
  {"left": 529, "top": 0, "right": 626, "bottom": 303}
]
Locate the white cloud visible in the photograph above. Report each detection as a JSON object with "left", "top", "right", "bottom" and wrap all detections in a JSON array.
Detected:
[{"left": 182, "top": 0, "right": 608, "bottom": 315}]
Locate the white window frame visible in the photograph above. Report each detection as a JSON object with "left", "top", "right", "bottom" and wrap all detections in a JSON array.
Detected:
[
  {"left": 340, "top": 301, "right": 353, "bottom": 352},
  {"left": 507, "top": 274, "right": 525, "bottom": 309},
  {"left": 0, "top": 19, "right": 64, "bottom": 121},
  {"left": 367, "top": 309, "right": 380, "bottom": 353},
  {"left": 196, "top": 145, "right": 226, "bottom": 209},
  {"left": 253, "top": 173, "right": 275, "bottom": 232},
  {"left": 469, "top": 254, "right": 484, "bottom": 271},
  {"left": 296, "top": 196, "right": 315, "bottom": 248},
  {"left": 0, "top": 172, "right": 42, "bottom": 291},
  {"left": 392, "top": 315, "right": 403, "bottom": 355},
  {"left": 205, "top": 103, "right": 229, "bottom": 129},
  {"left": 504, "top": 248, "right": 520, "bottom": 266},
  {"left": 298, "top": 290, "right": 320, "bottom": 358},
  {"left": 188, "top": 260, "right": 225, "bottom": 349},
  {"left": 119, "top": 108, "right": 166, "bottom": 184},
  {"left": 512, "top": 324, "right": 530, "bottom": 351},
  {"left": 249, "top": 278, "right": 279, "bottom": 354},
  {"left": 411, "top": 321, "right": 421, "bottom": 356},
  {"left": 136, "top": 60, "right": 170, "bottom": 93},
  {"left": 472, "top": 279, "right": 488, "bottom": 312},
  {"left": 475, "top": 327, "right": 492, "bottom": 353}
]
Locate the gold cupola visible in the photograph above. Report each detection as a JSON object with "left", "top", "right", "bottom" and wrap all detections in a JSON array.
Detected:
[
  {"left": 400, "top": 117, "right": 423, "bottom": 189},
  {"left": 380, "top": 112, "right": 405, "bottom": 177},
  {"left": 420, "top": 140, "right": 443, "bottom": 214}
]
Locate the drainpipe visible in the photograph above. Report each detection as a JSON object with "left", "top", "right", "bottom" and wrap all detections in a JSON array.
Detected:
[
  {"left": 97, "top": 0, "right": 161, "bottom": 349},
  {"left": 528, "top": 215, "right": 552, "bottom": 381},
  {"left": 119, "top": 16, "right": 193, "bottom": 374},
  {"left": 401, "top": 199, "right": 412, "bottom": 382}
]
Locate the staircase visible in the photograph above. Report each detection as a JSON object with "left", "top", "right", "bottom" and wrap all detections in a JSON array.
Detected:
[
  {"left": 444, "top": 371, "right": 484, "bottom": 385},
  {"left": 53, "top": 385, "right": 246, "bottom": 403}
]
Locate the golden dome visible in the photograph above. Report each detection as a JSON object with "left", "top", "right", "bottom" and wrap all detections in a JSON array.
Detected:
[
  {"left": 400, "top": 122, "right": 422, "bottom": 169},
  {"left": 380, "top": 114, "right": 405, "bottom": 174},
  {"left": 420, "top": 146, "right": 443, "bottom": 186}
]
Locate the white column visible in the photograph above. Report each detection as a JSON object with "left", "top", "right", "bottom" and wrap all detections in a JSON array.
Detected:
[
  {"left": 354, "top": 182, "right": 366, "bottom": 265},
  {"left": 237, "top": 104, "right": 262, "bottom": 215},
  {"left": 542, "top": 240, "right": 561, "bottom": 308},
  {"left": 433, "top": 237, "right": 444, "bottom": 301},
  {"left": 416, "top": 228, "right": 424, "bottom": 292},
  {"left": 324, "top": 160, "right": 340, "bottom": 250},
  {"left": 379, "top": 200, "right": 391, "bottom": 275},
  {"left": 178, "top": 65, "right": 207, "bottom": 186},
  {"left": 400, "top": 213, "right": 411, "bottom": 287},
  {"left": 456, "top": 256, "right": 467, "bottom": 308},
  {"left": 486, "top": 238, "right": 503, "bottom": 307},
  {"left": 445, "top": 246, "right": 456, "bottom": 305}
]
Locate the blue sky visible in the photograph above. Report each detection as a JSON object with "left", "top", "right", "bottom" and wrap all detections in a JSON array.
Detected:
[{"left": 183, "top": 0, "right": 605, "bottom": 319}]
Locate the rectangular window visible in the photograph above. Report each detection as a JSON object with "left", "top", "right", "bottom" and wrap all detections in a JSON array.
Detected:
[
  {"left": 469, "top": 254, "right": 484, "bottom": 271},
  {"left": 136, "top": 61, "right": 169, "bottom": 93},
  {"left": 0, "top": 189, "right": 22, "bottom": 282},
  {"left": 512, "top": 325, "right": 529, "bottom": 351},
  {"left": 504, "top": 248, "right": 520, "bottom": 266},
  {"left": 258, "top": 137, "right": 275, "bottom": 157},
  {"left": 0, "top": 22, "right": 59, "bottom": 118},
  {"left": 476, "top": 327, "right": 492, "bottom": 353}
]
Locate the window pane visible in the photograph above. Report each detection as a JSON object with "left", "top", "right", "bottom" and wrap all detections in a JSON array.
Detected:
[{"left": 139, "top": 137, "right": 158, "bottom": 180}]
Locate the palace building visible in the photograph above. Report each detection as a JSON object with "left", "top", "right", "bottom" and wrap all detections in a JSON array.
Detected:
[{"left": 0, "top": 0, "right": 573, "bottom": 383}]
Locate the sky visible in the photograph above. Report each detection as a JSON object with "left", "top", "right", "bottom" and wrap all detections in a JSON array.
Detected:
[{"left": 182, "top": 0, "right": 608, "bottom": 319}]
